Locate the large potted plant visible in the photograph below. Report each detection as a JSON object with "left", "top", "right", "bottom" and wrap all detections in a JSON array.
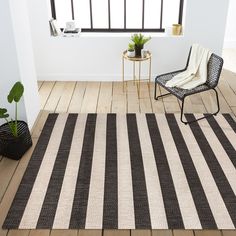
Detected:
[
  {"left": 0, "top": 82, "right": 32, "bottom": 160},
  {"left": 131, "top": 33, "right": 151, "bottom": 57}
]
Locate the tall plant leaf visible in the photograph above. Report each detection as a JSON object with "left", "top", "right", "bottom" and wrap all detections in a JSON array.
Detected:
[{"left": 7, "top": 82, "right": 24, "bottom": 103}]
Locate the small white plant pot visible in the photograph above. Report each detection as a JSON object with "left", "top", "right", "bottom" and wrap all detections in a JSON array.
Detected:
[{"left": 127, "top": 50, "right": 135, "bottom": 57}]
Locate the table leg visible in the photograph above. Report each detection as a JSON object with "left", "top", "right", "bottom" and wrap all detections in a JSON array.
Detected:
[
  {"left": 138, "top": 61, "right": 141, "bottom": 98},
  {"left": 149, "top": 57, "right": 152, "bottom": 90},
  {"left": 133, "top": 61, "right": 135, "bottom": 85},
  {"left": 122, "top": 56, "right": 125, "bottom": 92}
]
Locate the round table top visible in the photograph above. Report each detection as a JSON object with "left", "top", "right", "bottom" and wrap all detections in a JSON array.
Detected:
[{"left": 123, "top": 50, "right": 151, "bottom": 61}]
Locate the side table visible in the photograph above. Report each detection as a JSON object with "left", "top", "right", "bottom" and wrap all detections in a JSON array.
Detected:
[{"left": 122, "top": 50, "right": 152, "bottom": 98}]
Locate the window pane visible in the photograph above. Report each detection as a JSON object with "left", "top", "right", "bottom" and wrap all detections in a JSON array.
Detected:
[
  {"left": 144, "top": 0, "right": 161, "bottom": 29},
  {"left": 74, "top": 0, "right": 91, "bottom": 28},
  {"left": 126, "top": 0, "right": 142, "bottom": 28},
  {"left": 92, "top": 0, "right": 109, "bottom": 28},
  {"left": 163, "top": 0, "right": 180, "bottom": 27},
  {"left": 110, "top": 0, "right": 124, "bottom": 28},
  {"left": 54, "top": 0, "right": 72, "bottom": 28}
]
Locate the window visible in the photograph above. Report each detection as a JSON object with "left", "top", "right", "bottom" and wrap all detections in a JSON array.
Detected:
[{"left": 50, "top": 0, "right": 184, "bottom": 32}]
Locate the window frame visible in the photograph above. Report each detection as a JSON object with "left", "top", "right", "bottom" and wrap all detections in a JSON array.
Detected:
[{"left": 50, "top": 0, "right": 184, "bottom": 33}]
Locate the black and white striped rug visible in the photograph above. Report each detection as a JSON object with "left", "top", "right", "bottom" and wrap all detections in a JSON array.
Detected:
[{"left": 3, "top": 113, "right": 236, "bottom": 230}]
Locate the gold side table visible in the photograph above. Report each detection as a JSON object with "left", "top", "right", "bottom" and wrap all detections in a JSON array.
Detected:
[{"left": 122, "top": 50, "right": 152, "bottom": 98}]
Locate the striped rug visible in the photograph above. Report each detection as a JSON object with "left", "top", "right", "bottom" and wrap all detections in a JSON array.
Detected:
[{"left": 3, "top": 113, "right": 236, "bottom": 230}]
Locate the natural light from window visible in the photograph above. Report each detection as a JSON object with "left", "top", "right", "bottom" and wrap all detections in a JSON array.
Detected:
[{"left": 54, "top": 0, "right": 182, "bottom": 31}]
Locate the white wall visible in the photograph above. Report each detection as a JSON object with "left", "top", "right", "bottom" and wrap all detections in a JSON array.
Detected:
[
  {"left": 224, "top": 0, "right": 236, "bottom": 48},
  {"left": 0, "top": 0, "right": 40, "bottom": 129},
  {"left": 28, "top": 0, "right": 229, "bottom": 81}
]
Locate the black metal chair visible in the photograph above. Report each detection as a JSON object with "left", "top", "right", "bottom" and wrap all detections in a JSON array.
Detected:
[{"left": 154, "top": 48, "right": 224, "bottom": 124}]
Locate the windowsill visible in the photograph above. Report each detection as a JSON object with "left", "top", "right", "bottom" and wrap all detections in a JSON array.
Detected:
[
  {"left": 51, "top": 32, "right": 185, "bottom": 38},
  {"left": 80, "top": 32, "right": 184, "bottom": 38}
]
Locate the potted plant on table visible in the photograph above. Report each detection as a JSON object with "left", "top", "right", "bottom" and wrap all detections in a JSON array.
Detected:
[
  {"left": 131, "top": 33, "right": 151, "bottom": 57},
  {"left": 0, "top": 82, "right": 32, "bottom": 160},
  {"left": 127, "top": 43, "right": 135, "bottom": 57}
]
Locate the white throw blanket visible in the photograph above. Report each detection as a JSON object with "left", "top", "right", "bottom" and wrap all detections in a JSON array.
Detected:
[{"left": 165, "top": 44, "right": 212, "bottom": 89}]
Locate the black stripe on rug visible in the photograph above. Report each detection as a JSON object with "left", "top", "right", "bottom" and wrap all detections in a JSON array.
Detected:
[
  {"left": 186, "top": 114, "right": 236, "bottom": 227},
  {"left": 69, "top": 114, "right": 97, "bottom": 228},
  {"left": 2, "top": 113, "right": 58, "bottom": 229},
  {"left": 223, "top": 114, "right": 236, "bottom": 133},
  {"left": 36, "top": 114, "right": 78, "bottom": 228},
  {"left": 205, "top": 115, "right": 236, "bottom": 168},
  {"left": 127, "top": 114, "right": 151, "bottom": 228},
  {"left": 103, "top": 114, "right": 118, "bottom": 228},
  {"left": 166, "top": 114, "right": 217, "bottom": 229},
  {"left": 146, "top": 114, "right": 184, "bottom": 229}
]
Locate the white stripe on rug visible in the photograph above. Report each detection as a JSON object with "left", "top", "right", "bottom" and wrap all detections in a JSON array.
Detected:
[
  {"left": 175, "top": 114, "right": 234, "bottom": 229},
  {"left": 157, "top": 114, "right": 202, "bottom": 229},
  {"left": 197, "top": 115, "right": 236, "bottom": 195},
  {"left": 215, "top": 115, "right": 236, "bottom": 155},
  {"left": 53, "top": 114, "right": 87, "bottom": 228},
  {"left": 85, "top": 114, "right": 107, "bottom": 228},
  {"left": 136, "top": 114, "right": 168, "bottom": 228},
  {"left": 19, "top": 114, "right": 68, "bottom": 229},
  {"left": 117, "top": 114, "right": 135, "bottom": 229}
]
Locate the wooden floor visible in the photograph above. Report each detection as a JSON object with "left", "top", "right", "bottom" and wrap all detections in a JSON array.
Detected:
[{"left": 1, "top": 69, "right": 236, "bottom": 236}]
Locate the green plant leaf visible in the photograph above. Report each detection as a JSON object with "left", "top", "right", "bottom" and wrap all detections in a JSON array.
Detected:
[
  {"left": 7, "top": 81, "right": 24, "bottom": 103},
  {"left": 131, "top": 34, "right": 151, "bottom": 47},
  {"left": 0, "top": 108, "right": 9, "bottom": 118}
]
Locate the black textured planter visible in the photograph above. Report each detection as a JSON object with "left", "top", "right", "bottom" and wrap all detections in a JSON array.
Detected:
[
  {"left": 135, "top": 45, "right": 143, "bottom": 57},
  {"left": 0, "top": 121, "right": 32, "bottom": 160}
]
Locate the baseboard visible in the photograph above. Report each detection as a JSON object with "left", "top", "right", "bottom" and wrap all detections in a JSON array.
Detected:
[{"left": 37, "top": 74, "right": 155, "bottom": 82}]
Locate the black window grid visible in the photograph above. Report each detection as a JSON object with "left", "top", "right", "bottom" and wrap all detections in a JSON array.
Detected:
[{"left": 50, "top": 0, "right": 184, "bottom": 33}]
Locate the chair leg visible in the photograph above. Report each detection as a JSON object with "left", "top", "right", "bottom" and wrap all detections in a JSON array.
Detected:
[
  {"left": 180, "top": 88, "right": 220, "bottom": 125},
  {"left": 154, "top": 82, "right": 171, "bottom": 100}
]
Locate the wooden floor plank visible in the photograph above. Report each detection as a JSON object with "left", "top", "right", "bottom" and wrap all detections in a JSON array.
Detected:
[
  {"left": 50, "top": 230, "right": 77, "bottom": 236},
  {"left": 56, "top": 82, "right": 76, "bottom": 113},
  {"left": 37, "top": 81, "right": 43, "bottom": 90},
  {"left": 0, "top": 158, "right": 19, "bottom": 202},
  {"left": 112, "top": 82, "right": 127, "bottom": 113},
  {"left": 189, "top": 93, "right": 204, "bottom": 105},
  {"left": 216, "top": 88, "right": 232, "bottom": 113},
  {"left": 31, "top": 111, "right": 50, "bottom": 138},
  {"left": 194, "top": 230, "right": 222, "bottom": 236},
  {"left": 81, "top": 82, "right": 100, "bottom": 113},
  {"left": 39, "top": 81, "right": 55, "bottom": 110},
  {"left": 139, "top": 82, "right": 153, "bottom": 113},
  {"left": 231, "top": 106, "right": 236, "bottom": 116},
  {"left": 68, "top": 82, "right": 86, "bottom": 113},
  {"left": 152, "top": 230, "right": 173, "bottom": 236},
  {"left": 222, "top": 230, "right": 236, "bottom": 236},
  {"left": 44, "top": 82, "right": 65, "bottom": 111},
  {"left": 131, "top": 230, "right": 151, "bottom": 236},
  {"left": 127, "top": 81, "right": 140, "bottom": 113},
  {"left": 200, "top": 90, "right": 219, "bottom": 113},
  {"left": 173, "top": 230, "right": 194, "bottom": 236},
  {"left": 7, "top": 230, "right": 30, "bottom": 236},
  {"left": 218, "top": 79, "right": 236, "bottom": 107},
  {"left": 159, "top": 87, "right": 180, "bottom": 113},
  {"left": 97, "top": 82, "right": 113, "bottom": 113},
  {"left": 78, "top": 230, "right": 102, "bottom": 236},
  {"left": 104, "top": 230, "right": 130, "bottom": 236},
  {"left": 29, "top": 230, "right": 50, "bottom": 236},
  {"left": 222, "top": 70, "right": 236, "bottom": 92},
  {"left": 150, "top": 83, "right": 165, "bottom": 113}
]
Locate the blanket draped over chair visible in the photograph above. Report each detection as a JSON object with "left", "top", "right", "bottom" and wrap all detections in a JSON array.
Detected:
[{"left": 166, "top": 44, "right": 212, "bottom": 89}]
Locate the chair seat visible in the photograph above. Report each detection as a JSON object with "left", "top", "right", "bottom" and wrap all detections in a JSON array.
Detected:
[{"left": 155, "top": 71, "right": 210, "bottom": 101}]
